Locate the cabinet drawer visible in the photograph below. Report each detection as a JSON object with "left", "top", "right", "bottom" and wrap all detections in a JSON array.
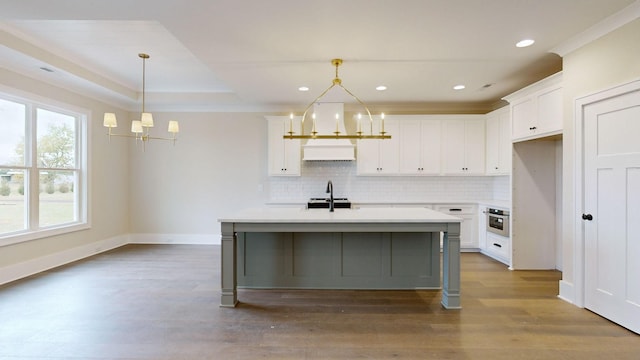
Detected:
[
  {"left": 434, "top": 205, "right": 476, "bottom": 215},
  {"left": 486, "top": 233, "right": 510, "bottom": 260}
]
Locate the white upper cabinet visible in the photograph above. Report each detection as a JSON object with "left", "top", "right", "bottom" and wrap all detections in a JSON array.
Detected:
[
  {"left": 485, "top": 107, "right": 511, "bottom": 175},
  {"left": 442, "top": 116, "right": 486, "bottom": 175},
  {"left": 399, "top": 117, "right": 442, "bottom": 175},
  {"left": 357, "top": 117, "right": 400, "bottom": 175},
  {"left": 504, "top": 72, "right": 563, "bottom": 142},
  {"left": 266, "top": 116, "right": 301, "bottom": 176}
]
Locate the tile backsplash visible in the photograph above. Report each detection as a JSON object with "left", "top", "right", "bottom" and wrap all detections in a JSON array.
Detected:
[{"left": 268, "top": 161, "right": 510, "bottom": 203}]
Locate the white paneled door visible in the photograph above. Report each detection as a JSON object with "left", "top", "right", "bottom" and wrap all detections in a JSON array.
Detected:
[{"left": 583, "top": 85, "right": 640, "bottom": 334}]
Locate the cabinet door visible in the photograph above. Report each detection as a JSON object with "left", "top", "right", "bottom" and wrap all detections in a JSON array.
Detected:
[
  {"left": 358, "top": 119, "right": 399, "bottom": 175},
  {"left": 399, "top": 120, "right": 422, "bottom": 174},
  {"left": 536, "top": 86, "right": 563, "bottom": 135},
  {"left": 498, "top": 110, "right": 512, "bottom": 174},
  {"left": 442, "top": 119, "right": 484, "bottom": 175},
  {"left": 420, "top": 119, "right": 442, "bottom": 174},
  {"left": 459, "top": 214, "right": 477, "bottom": 249},
  {"left": 399, "top": 119, "right": 441, "bottom": 175},
  {"left": 511, "top": 97, "right": 535, "bottom": 140},
  {"left": 486, "top": 108, "right": 511, "bottom": 175},
  {"left": 434, "top": 204, "right": 478, "bottom": 249},
  {"left": 463, "top": 120, "right": 485, "bottom": 174},
  {"left": 267, "top": 117, "right": 300, "bottom": 176},
  {"left": 377, "top": 120, "right": 400, "bottom": 174},
  {"left": 356, "top": 139, "right": 380, "bottom": 175},
  {"left": 485, "top": 114, "right": 501, "bottom": 174},
  {"left": 510, "top": 82, "right": 563, "bottom": 142},
  {"left": 442, "top": 120, "right": 467, "bottom": 174}
]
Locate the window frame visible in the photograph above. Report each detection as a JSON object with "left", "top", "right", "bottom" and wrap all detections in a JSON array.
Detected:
[{"left": 0, "top": 89, "right": 90, "bottom": 246}]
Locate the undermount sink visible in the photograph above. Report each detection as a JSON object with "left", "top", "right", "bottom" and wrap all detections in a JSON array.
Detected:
[{"left": 307, "top": 197, "right": 352, "bottom": 209}]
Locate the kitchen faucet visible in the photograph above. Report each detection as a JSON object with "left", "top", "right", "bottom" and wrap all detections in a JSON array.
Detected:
[{"left": 326, "top": 180, "right": 334, "bottom": 212}]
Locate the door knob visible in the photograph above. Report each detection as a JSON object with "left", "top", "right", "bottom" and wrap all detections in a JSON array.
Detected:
[{"left": 582, "top": 213, "right": 593, "bottom": 221}]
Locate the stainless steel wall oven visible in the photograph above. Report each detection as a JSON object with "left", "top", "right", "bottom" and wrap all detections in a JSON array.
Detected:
[{"left": 486, "top": 208, "right": 510, "bottom": 237}]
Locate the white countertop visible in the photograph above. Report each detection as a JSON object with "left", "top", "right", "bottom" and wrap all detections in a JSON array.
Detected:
[{"left": 219, "top": 207, "right": 462, "bottom": 223}]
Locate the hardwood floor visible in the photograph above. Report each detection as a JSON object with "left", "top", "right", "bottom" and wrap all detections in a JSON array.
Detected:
[{"left": 0, "top": 244, "right": 638, "bottom": 359}]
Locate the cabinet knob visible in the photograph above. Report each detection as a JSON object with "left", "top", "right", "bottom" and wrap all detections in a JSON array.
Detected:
[{"left": 582, "top": 213, "right": 593, "bottom": 221}]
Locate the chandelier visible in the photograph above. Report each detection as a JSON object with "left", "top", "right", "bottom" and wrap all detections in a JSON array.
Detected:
[
  {"left": 103, "top": 53, "right": 179, "bottom": 149},
  {"left": 283, "top": 59, "right": 390, "bottom": 140}
]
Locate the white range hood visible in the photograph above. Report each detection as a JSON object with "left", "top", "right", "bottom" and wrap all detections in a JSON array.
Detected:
[{"left": 303, "top": 103, "right": 355, "bottom": 161}]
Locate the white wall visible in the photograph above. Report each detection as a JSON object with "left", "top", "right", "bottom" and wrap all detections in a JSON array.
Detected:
[
  {"left": 128, "top": 112, "right": 269, "bottom": 236},
  {"left": 0, "top": 68, "right": 130, "bottom": 270},
  {"left": 560, "top": 18, "right": 640, "bottom": 303}
]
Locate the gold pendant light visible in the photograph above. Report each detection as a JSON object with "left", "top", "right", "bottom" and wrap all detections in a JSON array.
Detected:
[
  {"left": 103, "top": 53, "right": 179, "bottom": 150},
  {"left": 284, "top": 59, "right": 390, "bottom": 140}
]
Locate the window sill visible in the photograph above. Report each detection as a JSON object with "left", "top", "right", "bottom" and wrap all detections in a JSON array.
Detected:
[{"left": 0, "top": 223, "right": 91, "bottom": 247}]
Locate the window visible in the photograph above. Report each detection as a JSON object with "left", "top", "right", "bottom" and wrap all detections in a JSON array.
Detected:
[{"left": 0, "top": 93, "right": 88, "bottom": 244}]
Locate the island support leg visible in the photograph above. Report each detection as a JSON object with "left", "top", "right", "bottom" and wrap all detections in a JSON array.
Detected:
[
  {"left": 220, "top": 222, "right": 238, "bottom": 307},
  {"left": 441, "top": 223, "right": 461, "bottom": 309}
]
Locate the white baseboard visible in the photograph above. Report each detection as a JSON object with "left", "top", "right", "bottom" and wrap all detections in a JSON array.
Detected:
[
  {"left": 558, "top": 279, "right": 577, "bottom": 305},
  {"left": 129, "top": 233, "right": 220, "bottom": 245},
  {"left": 0, "top": 235, "right": 129, "bottom": 286},
  {"left": 0, "top": 233, "right": 222, "bottom": 287}
]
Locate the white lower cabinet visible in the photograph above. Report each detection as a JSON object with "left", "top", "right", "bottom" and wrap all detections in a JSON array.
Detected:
[
  {"left": 484, "top": 232, "right": 511, "bottom": 265},
  {"left": 434, "top": 204, "right": 478, "bottom": 250}
]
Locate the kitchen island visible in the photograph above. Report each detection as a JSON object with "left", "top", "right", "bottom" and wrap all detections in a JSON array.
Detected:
[{"left": 218, "top": 207, "right": 462, "bottom": 309}]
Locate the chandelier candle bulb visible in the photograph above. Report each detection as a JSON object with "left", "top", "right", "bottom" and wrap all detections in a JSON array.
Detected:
[
  {"left": 335, "top": 113, "right": 340, "bottom": 133},
  {"left": 357, "top": 113, "right": 362, "bottom": 133},
  {"left": 381, "top": 112, "right": 385, "bottom": 134},
  {"left": 289, "top": 113, "right": 294, "bottom": 133},
  {"left": 312, "top": 113, "right": 316, "bottom": 134}
]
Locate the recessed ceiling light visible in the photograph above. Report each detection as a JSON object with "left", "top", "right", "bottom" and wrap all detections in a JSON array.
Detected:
[
  {"left": 453, "top": 84, "right": 465, "bottom": 90},
  {"left": 376, "top": 85, "right": 387, "bottom": 91},
  {"left": 298, "top": 86, "right": 309, "bottom": 92},
  {"left": 516, "top": 39, "right": 535, "bottom": 48}
]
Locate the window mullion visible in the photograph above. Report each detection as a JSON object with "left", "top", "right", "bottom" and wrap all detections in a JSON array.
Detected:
[{"left": 28, "top": 105, "right": 39, "bottom": 230}]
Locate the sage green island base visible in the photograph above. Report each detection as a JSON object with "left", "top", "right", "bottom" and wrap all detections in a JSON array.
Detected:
[{"left": 218, "top": 207, "right": 462, "bottom": 309}]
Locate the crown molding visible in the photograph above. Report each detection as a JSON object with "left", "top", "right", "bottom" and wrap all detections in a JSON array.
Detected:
[{"left": 551, "top": 0, "right": 640, "bottom": 57}]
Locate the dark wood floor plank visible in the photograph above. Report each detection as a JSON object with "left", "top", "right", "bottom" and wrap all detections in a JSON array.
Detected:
[{"left": 0, "top": 244, "right": 638, "bottom": 359}]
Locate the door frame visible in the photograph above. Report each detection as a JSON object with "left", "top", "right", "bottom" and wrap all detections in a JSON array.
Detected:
[{"left": 572, "top": 78, "right": 640, "bottom": 308}]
